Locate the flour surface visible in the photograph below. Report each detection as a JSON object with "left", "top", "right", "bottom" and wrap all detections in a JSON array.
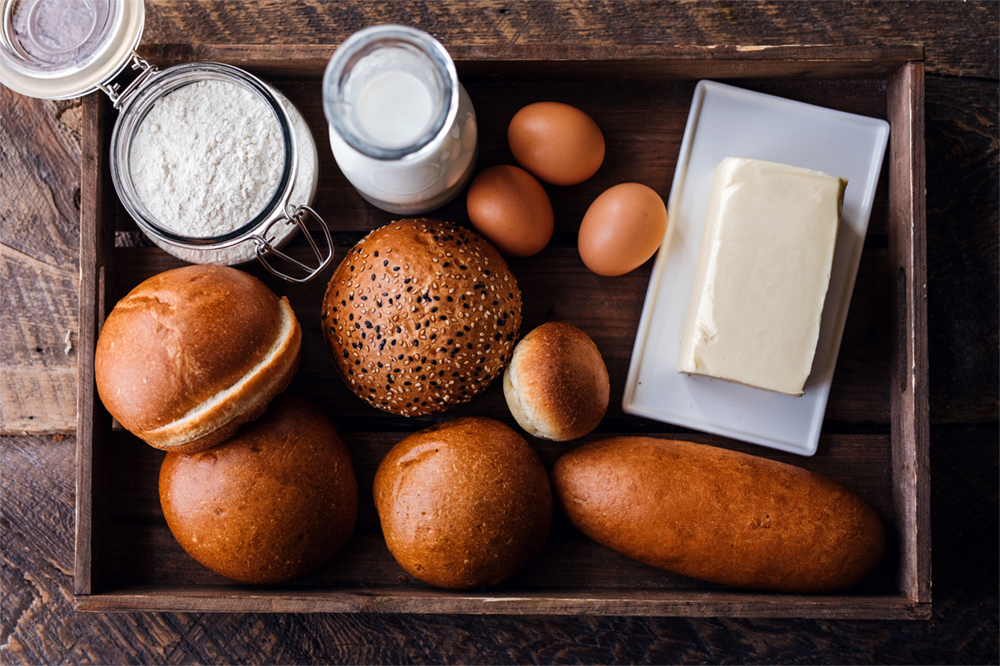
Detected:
[
  {"left": 147, "top": 90, "right": 319, "bottom": 266},
  {"left": 131, "top": 79, "right": 284, "bottom": 238}
]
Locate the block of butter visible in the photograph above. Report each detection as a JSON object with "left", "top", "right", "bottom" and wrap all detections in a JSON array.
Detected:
[{"left": 677, "top": 157, "right": 847, "bottom": 396}]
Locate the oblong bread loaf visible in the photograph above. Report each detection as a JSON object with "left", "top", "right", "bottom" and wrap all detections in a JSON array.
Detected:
[{"left": 552, "top": 437, "right": 885, "bottom": 593}]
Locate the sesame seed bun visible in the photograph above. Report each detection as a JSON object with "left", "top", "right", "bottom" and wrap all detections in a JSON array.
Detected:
[
  {"left": 503, "top": 322, "right": 609, "bottom": 441},
  {"left": 321, "top": 219, "right": 522, "bottom": 416},
  {"left": 95, "top": 265, "right": 301, "bottom": 453}
]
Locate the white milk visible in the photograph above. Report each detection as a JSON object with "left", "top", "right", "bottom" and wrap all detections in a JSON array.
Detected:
[
  {"left": 323, "top": 25, "right": 478, "bottom": 215},
  {"left": 329, "top": 83, "right": 477, "bottom": 215},
  {"left": 358, "top": 71, "right": 435, "bottom": 149}
]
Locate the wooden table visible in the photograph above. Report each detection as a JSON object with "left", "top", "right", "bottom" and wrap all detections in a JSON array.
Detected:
[{"left": 2, "top": 2, "right": 996, "bottom": 662}]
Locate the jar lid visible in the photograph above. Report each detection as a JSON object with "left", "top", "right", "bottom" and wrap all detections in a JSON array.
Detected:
[{"left": 0, "top": 0, "right": 144, "bottom": 99}]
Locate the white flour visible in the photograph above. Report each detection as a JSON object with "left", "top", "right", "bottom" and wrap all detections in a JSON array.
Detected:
[
  {"left": 131, "top": 79, "right": 283, "bottom": 236},
  {"left": 132, "top": 80, "right": 318, "bottom": 266}
]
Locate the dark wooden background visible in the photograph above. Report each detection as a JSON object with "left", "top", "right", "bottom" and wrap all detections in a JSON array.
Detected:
[{"left": 2, "top": 1, "right": 997, "bottom": 663}]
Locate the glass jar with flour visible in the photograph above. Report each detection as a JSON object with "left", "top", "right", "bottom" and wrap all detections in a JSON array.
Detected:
[
  {"left": 322, "top": 25, "right": 478, "bottom": 215},
  {"left": 0, "top": 0, "right": 332, "bottom": 282}
]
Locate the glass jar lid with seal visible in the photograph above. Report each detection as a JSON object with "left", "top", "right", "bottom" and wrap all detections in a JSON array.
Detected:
[
  {"left": 0, "top": 0, "right": 144, "bottom": 99},
  {"left": 0, "top": 0, "right": 332, "bottom": 283}
]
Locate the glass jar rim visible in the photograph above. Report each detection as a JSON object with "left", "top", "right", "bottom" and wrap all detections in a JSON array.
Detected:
[
  {"left": 110, "top": 61, "right": 298, "bottom": 250},
  {"left": 323, "top": 24, "right": 460, "bottom": 161}
]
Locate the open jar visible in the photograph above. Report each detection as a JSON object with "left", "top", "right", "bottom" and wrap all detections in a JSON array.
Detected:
[
  {"left": 323, "top": 25, "right": 478, "bottom": 215},
  {"left": 0, "top": 0, "right": 332, "bottom": 282}
]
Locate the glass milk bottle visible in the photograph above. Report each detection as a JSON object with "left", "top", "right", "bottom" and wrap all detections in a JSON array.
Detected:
[{"left": 322, "top": 25, "right": 478, "bottom": 215}]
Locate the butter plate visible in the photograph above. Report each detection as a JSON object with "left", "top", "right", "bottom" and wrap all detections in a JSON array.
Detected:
[{"left": 622, "top": 80, "right": 889, "bottom": 456}]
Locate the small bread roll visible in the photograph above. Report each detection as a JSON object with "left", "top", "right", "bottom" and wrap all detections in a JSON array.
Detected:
[
  {"left": 503, "top": 322, "right": 609, "bottom": 441},
  {"left": 95, "top": 265, "right": 301, "bottom": 453},
  {"left": 373, "top": 417, "right": 552, "bottom": 590},
  {"left": 159, "top": 396, "right": 358, "bottom": 585}
]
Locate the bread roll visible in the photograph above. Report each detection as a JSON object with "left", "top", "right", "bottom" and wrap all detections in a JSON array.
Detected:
[
  {"left": 553, "top": 437, "right": 885, "bottom": 593},
  {"left": 159, "top": 395, "right": 358, "bottom": 584},
  {"left": 503, "top": 322, "right": 609, "bottom": 440},
  {"left": 373, "top": 417, "right": 552, "bottom": 589},
  {"left": 322, "top": 219, "right": 522, "bottom": 416},
  {"left": 95, "top": 265, "right": 301, "bottom": 453}
]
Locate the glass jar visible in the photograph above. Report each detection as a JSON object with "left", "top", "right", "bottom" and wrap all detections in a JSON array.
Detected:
[
  {"left": 137, "top": 81, "right": 321, "bottom": 269},
  {"left": 0, "top": 0, "right": 332, "bottom": 283},
  {"left": 111, "top": 61, "right": 329, "bottom": 281},
  {"left": 322, "top": 25, "right": 478, "bottom": 215}
]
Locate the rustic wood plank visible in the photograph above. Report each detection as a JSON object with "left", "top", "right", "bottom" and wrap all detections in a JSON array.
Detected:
[
  {"left": 925, "top": 76, "right": 1000, "bottom": 423},
  {"left": 138, "top": 1, "right": 996, "bottom": 78},
  {"left": 0, "top": 91, "right": 81, "bottom": 434},
  {"left": 887, "top": 62, "right": 931, "bottom": 604},
  {"left": 1, "top": 0, "right": 996, "bottom": 660}
]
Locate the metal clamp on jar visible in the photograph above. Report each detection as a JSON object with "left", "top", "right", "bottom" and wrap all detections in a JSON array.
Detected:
[{"left": 0, "top": 0, "right": 333, "bottom": 283}]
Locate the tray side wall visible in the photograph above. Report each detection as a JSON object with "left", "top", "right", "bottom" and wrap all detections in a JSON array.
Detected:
[
  {"left": 887, "top": 61, "right": 931, "bottom": 603},
  {"left": 76, "top": 93, "right": 115, "bottom": 595},
  {"left": 138, "top": 43, "right": 924, "bottom": 80},
  {"left": 73, "top": 587, "right": 933, "bottom": 620}
]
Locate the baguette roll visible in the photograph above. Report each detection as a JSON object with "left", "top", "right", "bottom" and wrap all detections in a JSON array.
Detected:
[{"left": 552, "top": 437, "right": 886, "bottom": 593}]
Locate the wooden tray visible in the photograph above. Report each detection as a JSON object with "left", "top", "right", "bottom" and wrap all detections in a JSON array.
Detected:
[{"left": 76, "top": 44, "right": 929, "bottom": 618}]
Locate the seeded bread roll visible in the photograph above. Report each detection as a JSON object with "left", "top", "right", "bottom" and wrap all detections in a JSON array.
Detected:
[
  {"left": 322, "top": 219, "right": 522, "bottom": 416},
  {"left": 160, "top": 395, "right": 358, "bottom": 584},
  {"left": 95, "top": 265, "right": 301, "bottom": 453},
  {"left": 553, "top": 437, "right": 886, "bottom": 593},
  {"left": 373, "top": 417, "right": 552, "bottom": 589},
  {"left": 504, "top": 322, "right": 609, "bottom": 440}
]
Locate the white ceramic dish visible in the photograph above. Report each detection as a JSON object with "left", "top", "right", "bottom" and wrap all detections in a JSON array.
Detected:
[{"left": 622, "top": 80, "right": 890, "bottom": 456}]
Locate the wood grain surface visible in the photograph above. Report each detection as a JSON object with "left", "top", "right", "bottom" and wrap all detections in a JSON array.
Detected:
[
  {"left": 2, "top": 428, "right": 995, "bottom": 663},
  {"left": 1, "top": 1, "right": 997, "bottom": 663}
]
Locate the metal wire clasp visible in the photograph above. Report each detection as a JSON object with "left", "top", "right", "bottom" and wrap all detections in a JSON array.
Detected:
[
  {"left": 98, "top": 50, "right": 158, "bottom": 109},
  {"left": 251, "top": 205, "right": 334, "bottom": 283}
]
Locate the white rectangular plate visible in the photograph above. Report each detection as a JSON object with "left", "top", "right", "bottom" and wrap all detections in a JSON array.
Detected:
[{"left": 622, "top": 80, "right": 889, "bottom": 456}]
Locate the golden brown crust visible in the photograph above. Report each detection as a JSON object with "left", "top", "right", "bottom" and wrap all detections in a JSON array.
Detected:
[
  {"left": 322, "top": 219, "right": 522, "bottom": 416},
  {"left": 373, "top": 417, "right": 552, "bottom": 589},
  {"left": 140, "top": 298, "right": 301, "bottom": 453},
  {"left": 159, "top": 395, "right": 359, "bottom": 585},
  {"left": 552, "top": 437, "right": 886, "bottom": 593},
  {"left": 503, "top": 322, "right": 609, "bottom": 440},
  {"left": 94, "top": 265, "right": 301, "bottom": 452},
  {"left": 97, "top": 265, "right": 280, "bottom": 429}
]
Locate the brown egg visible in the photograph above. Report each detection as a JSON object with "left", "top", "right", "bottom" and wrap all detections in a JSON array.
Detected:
[
  {"left": 508, "top": 102, "right": 605, "bottom": 186},
  {"left": 578, "top": 183, "right": 668, "bottom": 276},
  {"left": 466, "top": 164, "right": 554, "bottom": 256}
]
